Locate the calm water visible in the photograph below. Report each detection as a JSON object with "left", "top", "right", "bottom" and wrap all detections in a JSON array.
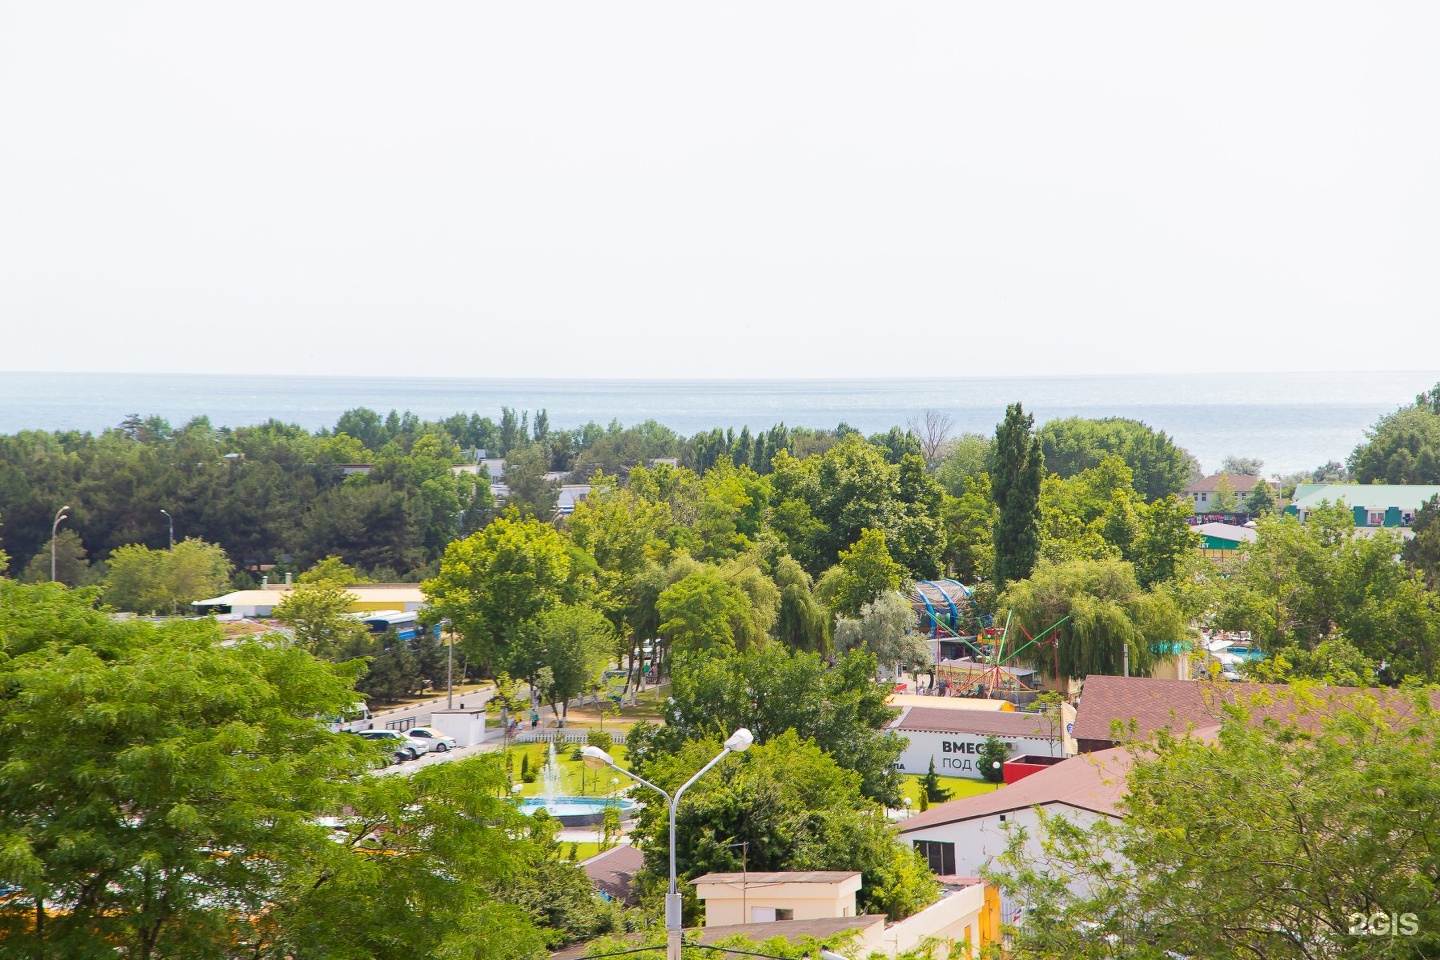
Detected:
[{"left": 2, "top": 371, "right": 1436, "bottom": 476}]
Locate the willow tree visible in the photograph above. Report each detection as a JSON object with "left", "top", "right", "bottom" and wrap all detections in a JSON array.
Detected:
[{"left": 1000, "top": 557, "right": 1189, "bottom": 680}]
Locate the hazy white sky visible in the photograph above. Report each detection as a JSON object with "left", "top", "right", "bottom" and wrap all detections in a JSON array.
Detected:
[{"left": 2, "top": 3, "right": 1438, "bottom": 378}]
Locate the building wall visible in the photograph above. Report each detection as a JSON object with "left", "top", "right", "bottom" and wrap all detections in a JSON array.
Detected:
[
  {"left": 696, "top": 879, "right": 861, "bottom": 927},
  {"left": 883, "top": 881, "right": 991, "bottom": 956},
  {"left": 896, "top": 729, "right": 1061, "bottom": 779}
]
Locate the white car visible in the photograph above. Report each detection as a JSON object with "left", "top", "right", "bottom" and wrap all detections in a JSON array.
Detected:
[{"left": 406, "top": 727, "right": 458, "bottom": 753}]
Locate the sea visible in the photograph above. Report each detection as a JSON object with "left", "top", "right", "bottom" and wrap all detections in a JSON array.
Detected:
[{"left": 2, "top": 370, "right": 1437, "bottom": 477}]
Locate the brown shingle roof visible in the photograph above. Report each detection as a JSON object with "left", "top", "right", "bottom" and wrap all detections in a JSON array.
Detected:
[
  {"left": 893, "top": 706, "right": 1062, "bottom": 739},
  {"left": 1071, "top": 675, "right": 1440, "bottom": 746},
  {"left": 898, "top": 746, "right": 1134, "bottom": 831},
  {"left": 580, "top": 843, "right": 644, "bottom": 904}
]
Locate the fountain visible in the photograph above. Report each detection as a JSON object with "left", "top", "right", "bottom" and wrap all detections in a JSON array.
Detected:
[{"left": 517, "top": 740, "right": 640, "bottom": 826}]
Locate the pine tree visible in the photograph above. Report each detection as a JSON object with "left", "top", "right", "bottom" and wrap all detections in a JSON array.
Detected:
[
  {"left": 991, "top": 403, "right": 1044, "bottom": 590},
  {"left": 921, "top": 757, "right": 951, "bottom": 803}
]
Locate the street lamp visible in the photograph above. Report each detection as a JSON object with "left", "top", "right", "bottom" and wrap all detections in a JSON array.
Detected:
[
  {"left": 51, "top": 505, "right": 71, "bottom": 583},
  {"left": 160, "top": 509, "right": 173, "bottom": 551},
  {"left": 583, "top": 727, "right": 753, "bottom": 960}
]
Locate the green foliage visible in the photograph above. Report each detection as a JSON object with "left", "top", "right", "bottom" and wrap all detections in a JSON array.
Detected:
[
  {"left": 1036, "top": 416, "right": 1194, "bottom": 501},
  {"left": 1403, "top": 493, "right": 1440, "bottom": 589},
  {"left": 934, "top": 433, "right": 992, "bottom": 496},
  {"left": 1349, "top": 387, "right": 1440, "bottom": 483},
  {"left": 504, "top": 443, "right": 561, "bottom": 518},
  {"left": 0, "top": 581, "right": 552, "bottom": 959},
  {"left": 920, "top": 758, "right": 951, "bottom": 803},
  {"left": 1208, "top": 472, "right": 1239, "bottom": 513},
  {"left": 424, "top": 513, "right": 573, "bottom": 674},
  {"left": 648, "top": 645, "right": 903, "bottom": 805},
  {"left": 103, "top": 537, "right": 234, "bottom": 614},
  {"left": 631, "top": 731, "right": 937, "bottom": 922},
  {"left": 991, "top": 403, "right": 1044, "bottom": 590},
  {"left": 656, "top": 566, "right": 756, "bottom": 654},
  {"left": 1001, "top": 558, "right": 1190, "bottom": 680},
  {"left": 978, "top": 735, "right": 1008, "bottom": 783},
  {"left": 940, "top": 476, "right": 996, "bottom": 582},
  {"left": 297, "top": 554, "right": 369, "bottom": 584},
  {"left": 1245, "top": 636, "right": 1376, "bottom": 687},
  {"left": 19, "top": 527, "right": 91, "bottom": 586},
  {"left": 995, "top": 689, "right": 1440, "bottom": 959},
  {"left": 835, "top": 591, "right": 931, "bottom": 673},
  {"left": 816, "top": 528, "right": 904, "bottom": 619},
  {"left": 1241, "top": 477, "right": 1275, "bottom": 513},
  {"left": 771, "top": 553, "right": 830, "bottom": 652},
  {"left": 510, "top": 605, "right": 616, "bottom": 718},
  {"left": 273, "top": 580, "right": 370, "bottom": 658},
  {"left": 586, "top": 729, "right": 613, "bottom": 753},
  {"left": 1215, "top": 506, "right": 1440, "bottom": 681}
]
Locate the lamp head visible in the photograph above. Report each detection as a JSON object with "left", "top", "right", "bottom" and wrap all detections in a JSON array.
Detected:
[
  {"left": 581, "top": 745, "right": 615, "bottom": 770},
  {"left": 724, "top": 728, "right": 754, "bottom": 753}
]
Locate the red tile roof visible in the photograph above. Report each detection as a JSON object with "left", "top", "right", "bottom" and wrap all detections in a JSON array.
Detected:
[{"left": 898, "top": 746, "right": 1134, "bottom": 831}]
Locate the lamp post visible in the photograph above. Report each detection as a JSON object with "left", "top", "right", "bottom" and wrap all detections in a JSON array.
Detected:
[
  {"left": 583, "top": 727, "right": 753, "bottom": 960},
  {"left": 51, "top": 505, "right": 71, "bottom": 582},
  {"left": 160, "top": 509, "right": 173, "bottom": 551}
]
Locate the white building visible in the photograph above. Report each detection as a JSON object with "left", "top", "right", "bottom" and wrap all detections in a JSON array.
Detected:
[
  {"left": 890, "top": 705, "right": 1074, "bottom": 779},
  {"left": 898, "top": 747, "right": 1132, "bottom": 922}
]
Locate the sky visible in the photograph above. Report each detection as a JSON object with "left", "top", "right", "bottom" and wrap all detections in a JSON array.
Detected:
[{"left": 2, "top": 3, "right": 1438, "bottom": 379}]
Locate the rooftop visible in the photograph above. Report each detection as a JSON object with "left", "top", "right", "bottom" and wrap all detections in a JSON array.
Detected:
[
  {"left": 1289, "top": 483, "right": 1440, "bottom": 513},
  {"left": 1185, "top": 473, "right": 1270, "bottom": 494},
  {"left": 691, "top": 870, "right": 860, "bottom": 886},
  {"left": 888, "top": 694, "right": 1013, "bottom": 712},
  {"left": 1071, "top": 674, "right": 1440, "bottom": 746},
  {"left": 579, "top": 843, "right": 643, "bottom": 903},
  {"left": 899, "top": 746, "right": 1134, "bottom": 831},
  {"left": 892, "top": 706, "right": 1060, "bottom": 739},
  {"left": 1191, "top": 522, "right": 1258, "bottom": 542}
]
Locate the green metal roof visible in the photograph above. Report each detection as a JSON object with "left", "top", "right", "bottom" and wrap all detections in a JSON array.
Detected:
[{"left": 1290, "top": 483, "right": 1440, "bottom": 514}]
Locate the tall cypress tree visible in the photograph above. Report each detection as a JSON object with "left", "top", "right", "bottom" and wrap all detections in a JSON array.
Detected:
[{"left": 990, "top": 402, "right": 1044, "bottom": 591}]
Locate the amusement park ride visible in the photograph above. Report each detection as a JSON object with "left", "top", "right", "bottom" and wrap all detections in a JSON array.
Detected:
[{"left": 911, "top": 581, "right": 1070, "bottom": 698}]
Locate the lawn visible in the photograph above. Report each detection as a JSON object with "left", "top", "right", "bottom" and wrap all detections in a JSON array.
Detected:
[
  {"left": 504, "top": 741, "right": 633, "bottom": 799},
  {"left": 899, "top": 772, "right": 1002, "bottom": 810}
]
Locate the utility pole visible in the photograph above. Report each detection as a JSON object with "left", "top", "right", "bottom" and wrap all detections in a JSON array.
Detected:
[{"left": 446, "top": 622, "right": 454, "bottom": 709}]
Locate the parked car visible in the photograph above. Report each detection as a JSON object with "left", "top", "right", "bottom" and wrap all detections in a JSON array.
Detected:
[
  {"left": 357, "top": 729, "right": 424, "bottom": 762},
  {"left": 406, "top": 727, "right": 458, "bottom": 753}
]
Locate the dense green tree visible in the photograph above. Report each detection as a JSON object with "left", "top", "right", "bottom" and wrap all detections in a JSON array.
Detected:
[
  {"left": 1215, "top": 505, "right": 1440, "bottom": 680},
  {"left": 771, "top": 553, "right": 830, "bottom": 652},
  {"left": 1243, "top": 476, "right": 1277, "bottom": 514},
  {"left": 510, "top": 605, "right": 616, "bottom": 721},
  {"left": 630, "top": 731, "right": 935, "bottom": 922},
  {"left": 424, "top": 514, "right": 573, "bottom": 675},
  {"left": 1220, "top": 454, "right": 1264, "bottom": 476},
  {"left": 1349, "top": 385, "right": 1440, "bottom": 483},
  {"left": 1001, "top": 558, "right": 1190, "bottom": 680},
  {"left": 991, "top": 404, "right": 1044, "bottom": 590},
  {"left": 940, "top": 477, "right": 996, "bottom": 582},
  {"left": 996, "top": 689, "right": 1440, "bottom": 960},
  {"left": 655, "top": 566, "right": 757, "bottom": 654},
  {"left": 273, "top": 581, "right": 371, "bottom": 659},
  {"left": 891, "top": 453, "right": 945, "bottom": 578},
  {"left": 295, "top": 481, "right": 426, "bottom": 574},
  {"left": 1208, "top": 472, "right": 1239, "bottom": 513},
  {"left": 648, "top": 645, "right": 903, "bottom": 805},
  {"left": 934, "top": 433, "right": 992, "bottom": 497},
  {"left": 503, "top": 443, "right": 561, "bottom": 518},
  {"left": 1245, "top": 636, "right": 1376, "bottom": 686},
  {"left": 977, "top": 734, "right": 1008, "bottom": 783},
  {"left": 297, "top": 554, "right": 369, "bottom": 584},
  {"left": 769, "top": 437, "right": 900, "bottom": 575},
  {"left": 816, "top": 528, "right": 905, "bottom": 619},
  {"left": 835, "top": 591, "right": 930, "bottom": 677},
  {"left": 0, "top": 581, "right": 366, "bottom": 957},
  {"left": 1036, "top": 417, "right": 1194, "bottom": 501},
  {"left": 1403, "top": 494, "right": 1440, "bottom": 589},
  {"left": 920, "top": 758, "right": 950, "bottom": 803},
  {"left": 104, "top": 537, "right": 233, "bottom": 614},
  {"left": 19, "top": 528, "right": 91, "bottom": 586},
  {"left": 1130, "top": 495, "right": 1201, "bottom": 588}
]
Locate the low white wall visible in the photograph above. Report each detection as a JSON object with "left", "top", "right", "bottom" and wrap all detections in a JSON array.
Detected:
[
  {"left": 884, "top": 881, "right": 987, "bottom": 956},
  {"left": 429, "top": 709, "right": 487, "bottom": 747}
]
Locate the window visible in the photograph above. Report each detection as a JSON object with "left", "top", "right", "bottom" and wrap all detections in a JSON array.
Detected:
[
  {"left": 914, "top": 839, "right": 956, "bottom": 875},
  {"left": 1201, "top": 493, "right": 1208, "bottom": 503},
  {"left": 775, "top": 909, "right": 794, "bottom": 921}
]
